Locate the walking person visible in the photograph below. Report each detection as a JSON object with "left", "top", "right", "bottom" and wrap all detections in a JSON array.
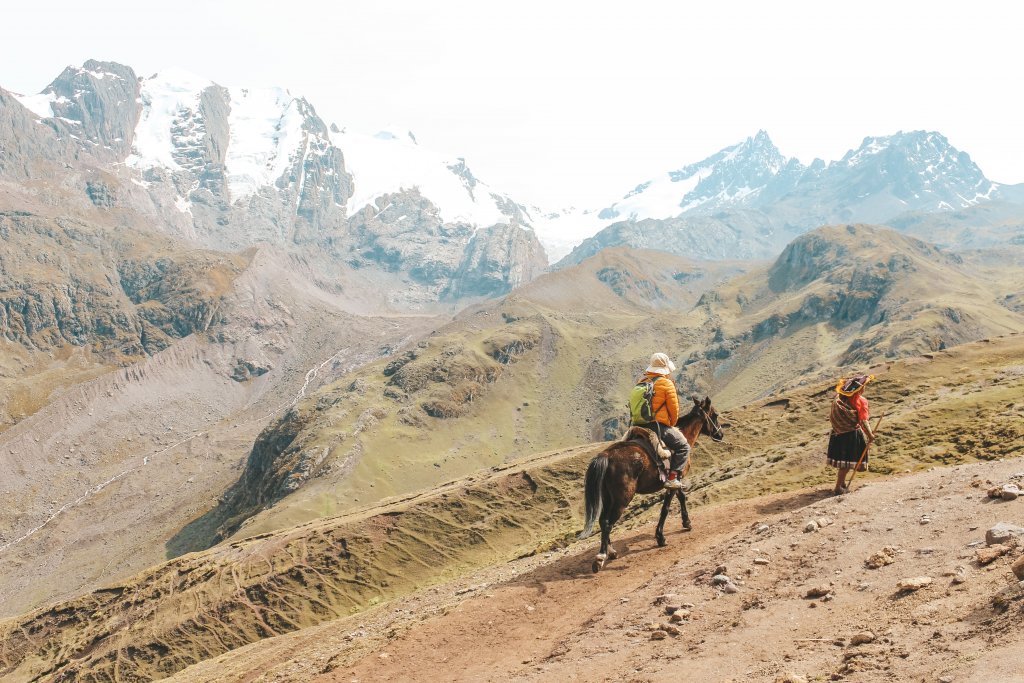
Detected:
[{"left": 827, "top": 374, "right": 876, "bottom": 494}]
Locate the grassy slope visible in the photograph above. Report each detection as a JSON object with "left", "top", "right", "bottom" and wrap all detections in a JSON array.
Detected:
[
  {"left": 2, "top": 333, "right": 1022, "bottom": 682},
  {"left": 172, "top": 249, "right": 747, "bottom": 547},
  {"left": 0, "top": 212, "right": 249, "bottom": 430},
  {"left": 196, "top": 226, "right": 1024, "bottom": 547},
  {"left": 687, "top": 224, "right": 1024, "bottom": 407}
]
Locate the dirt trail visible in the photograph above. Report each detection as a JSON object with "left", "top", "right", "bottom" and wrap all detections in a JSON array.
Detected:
[
  {"left": 172, "top": 458, "right": 1024, "bottom": 683},
  {"left": 331, "top": 464, "right": 1024, "bottom": 683},
  {"left": 332, "top": 496, "right": 778, "bottom": 682}
]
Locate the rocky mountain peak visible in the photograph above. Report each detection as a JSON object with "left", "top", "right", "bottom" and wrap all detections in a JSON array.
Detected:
[
  {"left": 824, "top": 129, "right": 996, "bottom": 212},
  {"left": 14, "top": 59, "right": 140, "bottom": 157},
  {"left": 598, "top": 130, "right": 802, "bottom": 222},
  {"left": 2, "top": 60, "right": 547, "bottom": 303},
  {"left": 766, "top": 223, "right": 951, "bottom": 293}
]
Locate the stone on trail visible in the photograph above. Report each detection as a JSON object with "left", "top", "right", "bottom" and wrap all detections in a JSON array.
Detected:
[
  {"left": 1001, "top": 484, "right": 1020, "bottom": 501},
  {"left": 865, "top": 546, "right": 898, "bottom": 569},
  {"left": 664, "top": 603, "right": 684, "bottom": 615},
  {"left": 816, "top": 516, "right": 832, "bottom": 528},
  {"left": 754, "top": 557, "right": 770, "bottom": 565},
  {"left": 992, "top": 584, "right": 1022, "bottom": 609},
  {"left": 650, "top": 630, "right": 668, "bottom": 640},
  {"left": 985, "top": 522, "right": 1024, "bottom": 546},
  {"left": 669, "top": 610, "right": 690, "bottom": 623},
  {"left": 661, "top": 623, "right": 682, "bottom": 636},
  {"left": 1012, "top": 555, "right": 1024, "bottom": 581},
  {"left": 653, "top": 593, "right": 678, "bottom": 605},
  {"left": 711, "top": 574, "right": 731, "bottom": 586},
  {"left": 952, "top": 565, "right": 969, "bottom": 584},
  {"left": 722, "top": 582, "right": 739, "bottom": 594},
  {"left": 755, "top": 524, "right": 770, "bottom": 534},
  {"left": 805, "top": 585, "right": 832, "bottom": 598},
  {"left": 804, "top": 521, "right": 819, "bottom": 533},
  {"left": 897, "top": 576, "right": 933, "bottom": 592},
  {"left": 849, "top": 631, "right": 876, "bottom": 646},
  {"left": 989, "top": 486, "right": 1004, "bottom": 499},
  {"left": 775, "top": 674, "right": 808, "bottom": 683},
  {"left": 977, "top": 544, "right": 1011, "bottom": 565}
]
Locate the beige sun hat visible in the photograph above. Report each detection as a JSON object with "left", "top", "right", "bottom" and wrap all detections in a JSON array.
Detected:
[{"left": 645, "top": 352, "right": 677, "bottom": 375}]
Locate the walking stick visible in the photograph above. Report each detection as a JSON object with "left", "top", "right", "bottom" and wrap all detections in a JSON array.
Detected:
[{"left": 845, "top": 414, "right": 885, "bottom": 489}]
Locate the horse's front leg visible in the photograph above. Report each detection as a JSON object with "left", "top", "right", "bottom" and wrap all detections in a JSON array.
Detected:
[
  {"left": 655, "top": 491, "right": 673, "bottom": 547},
  {"left": 677, "top": 489, "right": 692, "bottom": 531}
]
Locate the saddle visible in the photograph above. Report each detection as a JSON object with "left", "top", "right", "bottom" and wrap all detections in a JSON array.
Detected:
[{"left": 618, "top": 426, "right": 671, "bottom": 476}]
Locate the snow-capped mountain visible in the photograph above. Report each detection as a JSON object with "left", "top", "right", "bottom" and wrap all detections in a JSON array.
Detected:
[
  {"left": 560, "top": 130, "right": 1023, "bottom": 265},
  {"left": 4, "top": 60, "right": 546, "bottom": 303},
  {"left": 597, "top": 130, "right": 1005, "bottom": 225},
  {"left": 4, "top": 60, "right": 1022, "bottom": 277},
  {"left": 598, "top": 130, "right": 808, "bottom": 222},
  {"left": 334, "top": 127, "right": 511, "bottom": 226},
  {"left": 808, "top": 131, "right": 999, "bottom": 218}
]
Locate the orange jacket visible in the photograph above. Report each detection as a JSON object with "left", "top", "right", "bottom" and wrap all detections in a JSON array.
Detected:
[{"left": 641, "top": 372, "right": 679, "bottom": 427}]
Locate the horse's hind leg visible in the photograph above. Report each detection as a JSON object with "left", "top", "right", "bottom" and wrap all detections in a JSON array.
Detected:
[
  {"left": 655, "top": 492, "right": 673, "bottom": 547},
  {"left": 593, "top": 502, "right": 627, "bottom": 572},
  {"left": 593, "top": 510, "right": 612, "bottom": 572},
  {"left": 677, "top": 489, "right": 692, "bottom": 531},
  {"left": 604, "top": 505, "right": 624, "bottom": 560}
]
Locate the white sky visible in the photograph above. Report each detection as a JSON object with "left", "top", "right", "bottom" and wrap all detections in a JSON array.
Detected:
[{"left": 3, "top": 1, "right": 1022, "bottom": 207}]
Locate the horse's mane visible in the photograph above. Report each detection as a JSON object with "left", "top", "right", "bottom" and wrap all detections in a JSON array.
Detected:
[{"left": 679, "top": 403, "right": 703, "bottom": 425}]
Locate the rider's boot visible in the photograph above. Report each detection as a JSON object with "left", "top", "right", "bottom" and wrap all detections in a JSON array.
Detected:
[{"left": 663, "top": 470, "right": 684, "bottom": 490}]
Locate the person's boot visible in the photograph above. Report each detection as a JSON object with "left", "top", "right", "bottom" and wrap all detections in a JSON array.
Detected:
[{"left": 663, "top": 470, "right": 684, "bottom": 490}]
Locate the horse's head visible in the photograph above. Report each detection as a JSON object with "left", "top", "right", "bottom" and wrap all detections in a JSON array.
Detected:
[{"left": 691, "top": 396, "right": 725, "bottom": 442}]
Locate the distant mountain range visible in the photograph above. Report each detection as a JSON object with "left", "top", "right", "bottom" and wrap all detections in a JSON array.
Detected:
[
  {"left": 4, "top": 60, "right": 1023, "bottom": 275},
  {"left": 556, "top": 130, "right": 1024, "bottom": 264}
]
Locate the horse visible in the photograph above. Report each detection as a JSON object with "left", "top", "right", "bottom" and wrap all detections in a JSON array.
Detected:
[{"left": 578, "top": 396, "right": 724, "bottom": 573}]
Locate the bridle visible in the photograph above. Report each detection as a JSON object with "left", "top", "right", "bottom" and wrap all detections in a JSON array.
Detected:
[{"left": 696, "top": 404, "right": 725, "bottom": 442}]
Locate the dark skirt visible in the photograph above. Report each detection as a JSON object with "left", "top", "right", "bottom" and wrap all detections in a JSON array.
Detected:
[{"left": 827, "top": 429, "right": 868, "bottom": 471}]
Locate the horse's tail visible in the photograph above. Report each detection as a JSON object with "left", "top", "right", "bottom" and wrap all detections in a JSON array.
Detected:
[{"left": 577, "top": 455, "right": 608, "bottom": 539}]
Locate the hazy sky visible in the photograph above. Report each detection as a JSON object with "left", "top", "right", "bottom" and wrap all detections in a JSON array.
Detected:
[{"left": 4, "top": 1, "right": 1022, "bottom": 207}]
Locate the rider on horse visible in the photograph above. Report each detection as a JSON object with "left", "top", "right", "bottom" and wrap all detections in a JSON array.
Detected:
[{"left": 632, "top": 353, "right": 690, "bottom": 490}]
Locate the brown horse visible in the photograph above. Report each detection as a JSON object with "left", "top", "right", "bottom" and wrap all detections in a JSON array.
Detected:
[{"left": 579, "top": 396, "right": 724, "bottom": 572}]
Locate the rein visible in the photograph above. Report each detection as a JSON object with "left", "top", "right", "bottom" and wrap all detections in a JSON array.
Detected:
[{"left": 692, "top": 404, "right": 724, "bottom": 442}]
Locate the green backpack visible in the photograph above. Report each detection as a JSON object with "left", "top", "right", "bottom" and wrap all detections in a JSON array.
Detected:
[{"left": 629, "top": 377, "right": 658, "bottom": 425}]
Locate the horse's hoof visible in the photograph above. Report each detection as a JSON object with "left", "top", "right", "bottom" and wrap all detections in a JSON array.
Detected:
[
  {"left": 592, "top": 559, "right": 602, "bottom": 573},
  {"left": 656, "top": 535, "right": 667, "bottom": 547},
  {"left": 682, "top": 522, "right": 693, "bottom": 532},
  {"left": 607, "top": 548, "right": 618, "bottom": 560}
]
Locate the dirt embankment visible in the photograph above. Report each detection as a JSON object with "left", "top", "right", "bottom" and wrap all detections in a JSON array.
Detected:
[{"left": 0, "top": 446, "right": 596, "bottom": 682}]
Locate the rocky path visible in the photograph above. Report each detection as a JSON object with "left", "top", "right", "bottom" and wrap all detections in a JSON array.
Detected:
[{"left": 171, "top": 456, "right": 1024, "bottom": 683}]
